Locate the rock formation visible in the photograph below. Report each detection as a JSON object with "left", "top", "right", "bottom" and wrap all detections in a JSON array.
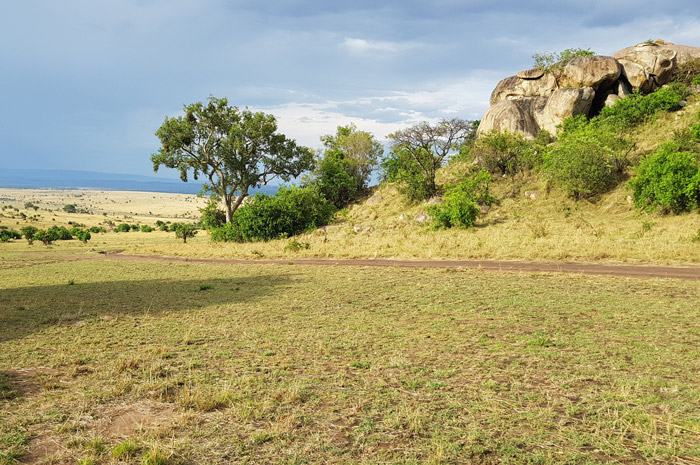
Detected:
[{"left": 478, "top": 40, "right": 700, "bottom": 139}]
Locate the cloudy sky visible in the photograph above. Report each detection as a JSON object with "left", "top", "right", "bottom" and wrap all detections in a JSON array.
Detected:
[{"left": 2, "top": 0, "right": 700, "bottom": 178}]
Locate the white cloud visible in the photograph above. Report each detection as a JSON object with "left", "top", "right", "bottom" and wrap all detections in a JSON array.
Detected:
[{"left": 342, "top": 37, "right": 417, "bottom": 54}]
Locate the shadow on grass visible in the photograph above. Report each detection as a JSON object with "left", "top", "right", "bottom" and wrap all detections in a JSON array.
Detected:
[{"left": 0, "top": 272, "right": 298, "bottom": 343}]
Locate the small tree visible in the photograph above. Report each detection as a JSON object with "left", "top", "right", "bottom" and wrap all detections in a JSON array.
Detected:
[
  {"left": 319, "top": 124, "right": 383, "bottom": 191},
  {"left": 532, "top": 48, "right": 595, "bottom": 73},
  {"left": 63, "top": 204, "right": 77, "bottom": 213},
  {"left": 21, "top": 226, "right": 38, "bottom": 244},
  {"left": 384, "top": 118, "right": 476, "bottom": 200},
  {"left": 428, "top": 170, "right": 494, "bottom": 229},
  {"left": 313, "top": 150, "right": 361, "bottom": 208},
  {"left": 74, "top": 229, "right": 91, "bottom": 243},
  {"left": 172, "top": 223, "right": 198, "bottom": 243}
]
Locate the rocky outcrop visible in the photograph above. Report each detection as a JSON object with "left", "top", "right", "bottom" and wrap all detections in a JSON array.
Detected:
[{"left": 478, "top": 40, "right": 700, "bottom": 139}]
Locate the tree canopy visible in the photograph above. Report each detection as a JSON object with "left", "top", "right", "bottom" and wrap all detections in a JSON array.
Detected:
[{"left": 151, "top": 96, "right": 314, "bottom": 223}]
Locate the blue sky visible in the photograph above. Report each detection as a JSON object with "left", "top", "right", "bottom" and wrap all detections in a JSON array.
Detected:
[{"left": 2, "top": 1, "right": 700, "bottom": 178}]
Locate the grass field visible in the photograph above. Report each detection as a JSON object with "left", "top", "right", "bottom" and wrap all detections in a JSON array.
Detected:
[{"left": 1, "top": 252, "right": 700, "bottom": 464}]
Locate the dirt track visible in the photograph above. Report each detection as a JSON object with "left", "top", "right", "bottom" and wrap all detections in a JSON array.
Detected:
[{"left": 97, "top": 253, "right": 700, "bottom": 281}]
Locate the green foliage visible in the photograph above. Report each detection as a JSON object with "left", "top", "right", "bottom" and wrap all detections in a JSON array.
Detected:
[
  {"left": 284, "top": 239, "right": 310, "bottom": 252},
  {"left": 462, "top": 130, "right": 538, "bottom": 180},
  {"left": 140, "top": 225, "right": 155, "bottom": 232},
  {"left": 115, "top": 223, "right": 131, "bottom": 232},
  {"left": 33, "top": 228, "right": 59, "bottom": 245},
  {"left": 628, "top": 142, "right": 700, "bottom": 213},
  {"left": 532, "top": 48, "right": 594, "bottom": 72},
  {"left": 384, "top": 119, "right": 476, "bottom": 200},
  {"left": 171, "top": 223, "right": 198, "bottom": 243},
  {"left": 210, "top": 186, "right": 335, "bottom": 242},
  {"left": 313, "top": 149, "right": 361, "bottom": 208},
  {"left": 319, "top": 124, "right": 383, "bottom": 192},
  {"left": 20, "top": 226, "right": 38, "bottom": 244},
  {"left": 693, "top": 74, "right": 700, "bottom": 86},
  {"left": 74, "top": 229, "right": 91, "bottom": 243},
  {"left": 543, "top": 128, "right": 619, "bottom": 199},
  {"left": 63, "top": 204, "right": 77, "bottom": 213},
  {"left": 152, "top": 96, "right": 314, "bottom": 223},
  {"left": 596, "top": 85, "right": 686, "bottom": 129},
  {"left": 427, "top": 170, "right": 493, "bottom": 229},
  {"left": 88, "top": 226, "right": 106, "bottom": 233},
  {"left": 0, "top": 229, "right": 21, "bottom": 242},
  {"left": 48, "top": 226, "right": 72, "bottom": 240},
  {"left": 198, "top": 196, "right": 227, "bottom": 229}
]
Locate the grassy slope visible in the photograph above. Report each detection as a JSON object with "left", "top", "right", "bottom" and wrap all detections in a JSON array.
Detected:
[{"left": 1, "top": 258, "right": 699, "bottom": 464}]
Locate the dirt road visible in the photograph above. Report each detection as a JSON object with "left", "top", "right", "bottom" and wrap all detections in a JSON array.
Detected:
[{"left": 97, "top": 253, "right": 700, "bottom": 281}]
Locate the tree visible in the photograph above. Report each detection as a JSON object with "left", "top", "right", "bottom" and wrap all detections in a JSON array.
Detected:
[
  {"left": 21, "top": 226, "right": 38, "bottom": 244},
  {"left": 63, "top": 204, "right": 77, "bottom": 213},
  {"left": 152, "top": 96, "right": 314, "bottom": 223},
  {"left": 532, "top": 48, "right": 595, "bottom": 73},
  {"left": 172, "top": 223, "right": 198, "bottom": 243},
  {"left": 319, "top": 124, "right": 383, "bottom": 190},
  {"left": 384, "top": 118, "right": 476, "bottom": 200}
]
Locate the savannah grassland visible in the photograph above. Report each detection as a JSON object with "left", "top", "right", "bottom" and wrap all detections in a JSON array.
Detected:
[{"left": 1, "top": 100, "right": 700, "bottom": 464}]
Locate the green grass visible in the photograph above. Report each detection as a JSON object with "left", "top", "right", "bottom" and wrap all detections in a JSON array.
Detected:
[{"left": 1, "top": 257, "right": 699, "bottom": 463}]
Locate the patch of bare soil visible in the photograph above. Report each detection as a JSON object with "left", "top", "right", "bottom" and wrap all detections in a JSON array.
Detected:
[{"left": 96, "top": 400, "right": 175, "bottom": 437}]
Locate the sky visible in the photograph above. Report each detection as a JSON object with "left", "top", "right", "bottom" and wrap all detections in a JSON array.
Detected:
[{"left": 2, "top": 0, "right": 700, "bottom": 179}]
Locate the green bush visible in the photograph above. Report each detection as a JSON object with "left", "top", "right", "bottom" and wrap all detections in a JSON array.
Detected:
[
  {"left": 34, "top": 228, "right": 59, "bottom": 245},
  {"left": 74, "top": 229, "right": 91, "bottom": 243},
  {"left": 0, "top": 228, "right": 22, "bottom": 242},
  {"left": 115, "top": 223, "right": 131, "bottom": 232},
  {"left": 211, "top": 186, "right": 335, "bottom": 242},
  {"left": 140, "top": 225, "right": 155, "bottom": 232},
  {"left": 543, "top": 130, "right": 617, "bottom": 199},
  {"left": 381, "top": 147, "right": 434, "bottom": 201},
  {"left": 596, "top": 85, "right": 686, "bottom": 129},
  {"left": 47, "top": 226, "right": 73, "bottom": 240},
  {"left": 462, "top": 130, "right": 539, "bottom": 181},
  {"left": 628, "top": 142, "right": 700, "bottom": 213},
  {"left": 427, "top": 170, "right": 493, "bottom": 229},
  {"left": 63, "top": 204, "right": 77, "bottom": 213},
  {"left": 532, "top": 48, "right": 594, "bottom": 73},
  {"left": 20, "top": 226, "right": 38, "bottom": 244},
  {"left": 198, "top": 197, "right": 226, "bottom": 229},
  {"left": 313, "top": 150, "right": 361, "bottom": 208},
  {"left": 88, "top": 226, "right": 106, "bottom": 233}
]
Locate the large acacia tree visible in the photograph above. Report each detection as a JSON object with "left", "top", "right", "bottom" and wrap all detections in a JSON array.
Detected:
[
  {"left": 383, "top": 118, "right": 475, "bottom": 200},
  {"left": 151, "top": 96, "right": 314, "bottom": 223}
]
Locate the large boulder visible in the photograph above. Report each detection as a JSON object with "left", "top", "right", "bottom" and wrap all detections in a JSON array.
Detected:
[
  {"left": 478, "top": 40, "right": 700, "bottom": 140},
  {"left": 558, "top": 56, "right": 621, "bottom": 91},
  {"left": 489, "top": 74, "right": 557, "bottom": 105},
  {"left": 613, "top": 41, "right": 700, "bottom": 92}
]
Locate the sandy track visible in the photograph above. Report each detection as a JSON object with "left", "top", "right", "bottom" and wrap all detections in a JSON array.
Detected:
[{"left": 96, "top": 253, "right": 700, "bottom": 281}]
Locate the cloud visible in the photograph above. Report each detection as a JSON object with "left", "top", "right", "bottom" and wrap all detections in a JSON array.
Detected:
[{"left": 342, "top": 37, "right": 418, "bottom": 54}]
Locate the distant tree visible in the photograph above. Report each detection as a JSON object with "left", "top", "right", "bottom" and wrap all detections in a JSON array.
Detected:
[
  {"left": 63, "top": 204, "right": 77, "bottom": 213},
  {"left": 115, "top": 223, "right": 131, "bottom": 232},
  {"left": 21, "top": 226, "right": 38, "bottom": 244},
  {"left": 152, "top": 96, "right": 314, "bottom": 223},
  {"left": 0, "top": 229, "right": 21, "bottom": 242},
  {"left": 74, "top": 229, "right": 91, "bottom": 243},
  {"left": 320, "top": 124, "right": 383, "bottom": 190},
  {"left": 383, "top": 118, "right": 476, "bottom": 200},
  {"left": 532, "top": 48, "right": 595, "bottom": 73},
  {"left": 172, "top": 223, "right": 198, "bottom": 243}
]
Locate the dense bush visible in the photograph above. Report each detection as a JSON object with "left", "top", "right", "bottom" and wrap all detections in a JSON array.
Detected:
[
  {"left": 48, "top": 226, "right": 73, "bottom": 240},
  {"left": 313, "top": 150, "right": 361, "bottom": 208},
  {"left": 198, "top": 197, "right": 226, "bottom": 229},
  {"left": 596, "top": 84, "right": 686, "bottom": 129},
  {"left": 74, "top": 229, "right": 91, "bottom": 243},
  {"left": 63, "top": 204, "right": 77, "bottom": 213},
  {"left": 20, "top": 226, "right": 38, "bottom": 244},
  {"left": 381, "top": 147, "right": 434, "bottom": 201},
  {"left": 88, "top": 226, "right": 106, "bottom": 233},
  {"left": 461, "top": 130, "right": 541, "bottom": 183},
  {"left": 34, "top": 228, "right": 59, "bottom": 245},
  {"left": 115, "top": 223, "right": 131, "bottom": 232},
  {"left": 427, "top": 170, "right": 493, "bottom": 229},
  {"left": 211, "top": 186, "right": 335, "bottom": 242},
  {"left": 0, "top": 228, "right": 22, "bottom": 242},
  {"left": 628, "top": 142, "right": 700, "bottom": 213},
  {"left": 543, "top": 129, "right": 619, "bottom": 199},
  {"left": 140, "top": 225, "right": 155, "bottom": 233}
]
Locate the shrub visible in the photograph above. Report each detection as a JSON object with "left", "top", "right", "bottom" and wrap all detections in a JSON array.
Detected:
[
  {"left": 74, "top": 229, "right": 91, "bottom": 243},
  {"left": 34, "top": 228, "right": 59, "bottom": 245},
  {"left": 140, "top": 225, "right": 155, "bottom": 232},
  {"left": 88, "top": 226, "right": 106, "bottom": 233},
  {"left": 211, "top": 186, "right": 335, "bottom": 242},
  {"left": 20, "top": 226, "right": 38, "bottom": 244},
  {"left": 63, "top": 204, "right": 77, "bottom": 213},
  {"left": 0, "top": 228, "right": 22, "bottom": 242},
  {"left": 115, "top": 223, "right": 131, "bottom": 232},
  {"left": 532, "top": 48, "right": 594, "bottom": 72},
  {"left": 543, "top": 130, "right": 617, "bottom": 199},
  {"left": 462, "top": 130, "right": 538, "bottom": 185},
  {"left": 313, "top": 150, "right": 361, "bottom": 208},
  {"left": 198, "top": 197, "right": 226, "bottom": 229},
  {"left": 628, "top": 142, "right": 700, "bottom": 213},
  {"left": 596, "top": 85, "right": 686, "bottom": 129},
  {"left": 672, "top": 59, "right": 700, "bottom": 85},
  {"left": 381, "top": 148, "right": 434, "bottom": 201},
  {"left": 47, "top": 226, "right": 73, "bottom": 240},
  {"left": 427, "top": 170, "right": 493, "bottom": 229}
]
